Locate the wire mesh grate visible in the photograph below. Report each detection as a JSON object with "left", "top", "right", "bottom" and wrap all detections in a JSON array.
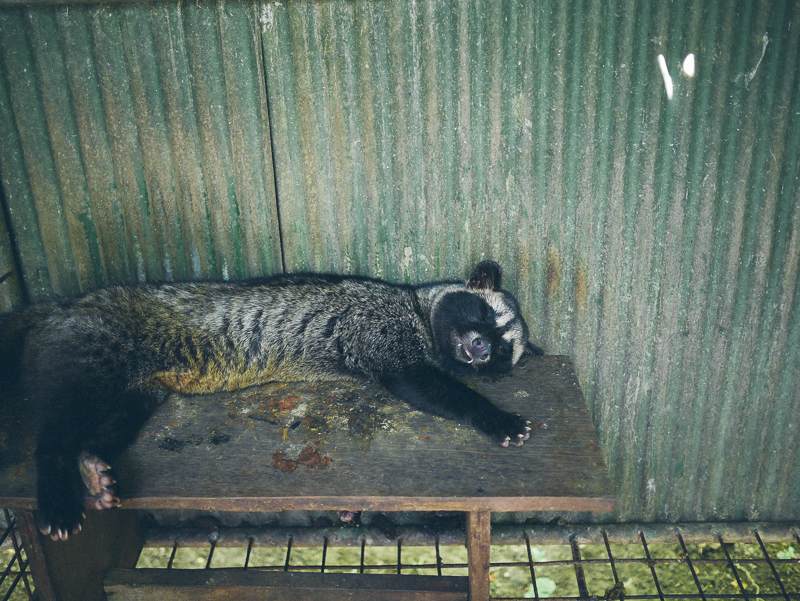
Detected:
[
  {"left": 136, "top": 522, "right": 800, "bottom": 600},
  {"left": 3, "top": 511, "right": 799, "bottom": 599},
  {"left": 0, "top": 510, "right": 33, "bottom": 601}
]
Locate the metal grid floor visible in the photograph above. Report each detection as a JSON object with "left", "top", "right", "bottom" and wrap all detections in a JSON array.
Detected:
[
  {"left": 138, "top": 521, "right": 800, "bottom": 600},
  {"left": 522, "top": 529, "right": 800, "bottom": 601},
  {"left": 4, "top": 510, "right": 799, "bottom": 600},
  {"left": 0, "top": 511, "right": 33, "bottom": 601}
]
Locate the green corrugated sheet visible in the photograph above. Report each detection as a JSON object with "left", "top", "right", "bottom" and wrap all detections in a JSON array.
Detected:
[
  {"left": 0, "top": 1, "right": 281, "bottom": 301},
  {"left": 0, "top": 0, "right": 798, "bottom": 524}
]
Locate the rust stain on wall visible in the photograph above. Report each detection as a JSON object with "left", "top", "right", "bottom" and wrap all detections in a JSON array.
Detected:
[
  {"left": 575, "top": 260, "right": 588, "bottom": 312},
  {"left": 545, "top": 248, "right": 560, "bottom": 299}
]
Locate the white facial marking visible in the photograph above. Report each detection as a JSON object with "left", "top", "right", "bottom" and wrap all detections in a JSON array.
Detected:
[
  {"left": 484, "top": 293, "right": 514, "bottom": 327},
  {"left": 512, "top": 340, "right": 525, "bottom": 365}
]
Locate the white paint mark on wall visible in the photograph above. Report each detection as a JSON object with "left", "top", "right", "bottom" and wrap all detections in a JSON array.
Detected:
[
  {"left": 260, "top": 2, "right": 280, "bottom": 30},
  {"left": 134, "top": 236, "right": 146, "bottom": 282},
  {"left": 682, "top": 53, "right": 695, "bottom": 77},
  {"left": 402, "top": 246, "right": 414, "bottom": 272},
  {"left": 745, "top": 34, "right": 769, "bottom": 88},
  {"left": 657, "top": 54, "right": 673, "bottom": 100}
]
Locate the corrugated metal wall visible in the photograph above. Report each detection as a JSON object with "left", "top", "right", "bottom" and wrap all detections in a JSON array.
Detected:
[
  {"left": 1, "top": 0, "right": 798, "bottom": 524},
  {"left": 0, "top": 0, "right": 282, "bottom": 304}
]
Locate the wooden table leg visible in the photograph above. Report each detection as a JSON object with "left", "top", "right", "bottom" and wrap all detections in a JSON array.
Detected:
[
  {"left": 466, "top": 511, "right": 491, "bottom": 601},
  {"left": 15, "top": 510, "right": 58, "bottom": 601},
  {"left": 15, "top": 509, "right": 144, "bottom": 601}
]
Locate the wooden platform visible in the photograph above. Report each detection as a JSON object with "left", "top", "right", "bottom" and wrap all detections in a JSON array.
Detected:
[{"left": 0, "top": 355, "right": 614, "bottom": 600}]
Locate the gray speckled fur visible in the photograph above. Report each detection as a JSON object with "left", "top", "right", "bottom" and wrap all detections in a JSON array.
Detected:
[{"left": 0, "top": 261, "right": 540, "bottom": 540}]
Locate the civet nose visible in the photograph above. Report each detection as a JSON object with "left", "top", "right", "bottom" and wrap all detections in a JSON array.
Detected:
[{"left": 472, "top": 337, "right": 490, "bottom": 361}]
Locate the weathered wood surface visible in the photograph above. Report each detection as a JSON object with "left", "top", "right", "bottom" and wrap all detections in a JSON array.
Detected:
[
  {"left": 466, "top": 512, "right": 492, "bottom": 601},
  {"left": 104, "top": 569, "right": 469, "bottom": 601},
  {"left": 0, "top": 356, "right": 613, "bottom": 513},
  {"left": 13, "top": 510, "right": 143, "bottom": 601}
]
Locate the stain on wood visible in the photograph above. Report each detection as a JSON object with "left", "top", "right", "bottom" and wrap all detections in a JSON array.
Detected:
[{"left": 0, "top": 356, "right": 614, "bottom": 514}]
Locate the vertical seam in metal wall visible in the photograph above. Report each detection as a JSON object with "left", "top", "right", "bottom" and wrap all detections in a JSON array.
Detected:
[
  {"left": 0, "top": 175, "right": 28, "bottom": 305},
  {"left": 257, "top": 1, "right": 286, "bottom": 275},
  {"left": 0, "top": 12, "right": 35, "bottom": 306}
]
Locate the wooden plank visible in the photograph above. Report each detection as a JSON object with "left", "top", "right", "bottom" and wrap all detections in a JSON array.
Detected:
[
  {"left": 10, "top": 509, "right": 143, "bottom": 601},
  {"left": 104, "top": 569, "right": 469, "bottom": 601},
  {"left": 41, "top": 510, "right": 143, "bottom": 601},
  {"left": 0, "top": 356, "right": 614, "bottom": 513},
  {"left": 14, "top": 511, "right": 58, "bottom": 601},
  {"left": 466, "top": 512, "right": 491, "bottom": 601}
]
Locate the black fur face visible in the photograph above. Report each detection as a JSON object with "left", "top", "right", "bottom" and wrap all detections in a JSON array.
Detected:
[{"left": 433, "top": 290, "right": 517, "bottom": 375}]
